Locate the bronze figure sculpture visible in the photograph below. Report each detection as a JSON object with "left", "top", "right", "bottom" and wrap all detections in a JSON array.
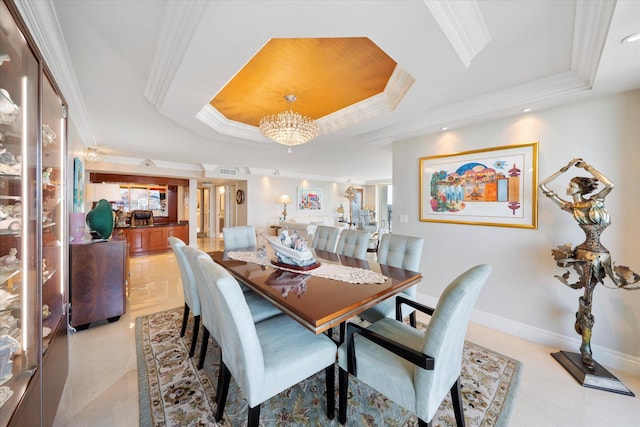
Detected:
[{"left": 540, "top": 158, "right": 639, "bottom": 369}]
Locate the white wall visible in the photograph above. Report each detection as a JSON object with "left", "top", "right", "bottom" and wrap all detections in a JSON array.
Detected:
[
  {"left": 245, "top": 175, "right": 350, "bottom": 235},
  {"left": 393, "top": 89, "right": 640, "bottom": 373}
]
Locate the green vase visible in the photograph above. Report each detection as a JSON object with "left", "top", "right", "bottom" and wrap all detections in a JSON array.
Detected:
[{"left": 86, "top": 199, "right": 115, "bottom": 239}]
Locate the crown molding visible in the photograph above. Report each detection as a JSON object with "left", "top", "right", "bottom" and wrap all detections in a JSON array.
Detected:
[
  {"left": 144, "top": 1, "right": 208, "bottom": 109},
  {"left": 425, "top": 0, "right": 491, "bottom": 68},
  {"left": 571, "top": 0, "right": 616, "bottom": 86},
  {"left": 14, "top": 0, "right": 96, "bottom": 146},
  {"left": 363, "top": 70, "right": 590, "bottom": 144},
  {"left": 319, "top": 65, "right": 415, "bottom": 134},
  {"left": 195, "top": 105, "right": 267, "bottom": 144}
]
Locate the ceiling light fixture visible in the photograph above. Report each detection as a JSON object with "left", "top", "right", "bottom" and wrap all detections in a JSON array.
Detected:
[
  {"left": 85, "top": 146, "right": 104, "bottom": 162},
  {"left": 259, "top": 94, "right": 319, "bottom": 153},
  {"left": 621, "top": 32, "right": 640, "bottom": 44}
]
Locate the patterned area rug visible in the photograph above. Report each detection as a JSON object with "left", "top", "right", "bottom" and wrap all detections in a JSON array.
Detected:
[{"left": 137, "top": 307, "right": 521, "bottom": 426}]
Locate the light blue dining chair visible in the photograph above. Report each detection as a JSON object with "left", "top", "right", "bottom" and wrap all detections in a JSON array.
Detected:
[
  {"left": 337, "top": 264, "right": 492, "bottom": 427},
  {"left": 197, "top": 256, "right": 338, "bottom": 427},
  {"left": 311, "top": 225, "right": 340, "bottom": 252},
  {"left": 336, "top": 229, "right": 371, "bottom": 260},
  {"left": 168, "top": 237, "right": 201, "bottom": 357},
  {"left": 182, "top": 246, "right": 281, "bottom": 369},
  {"left": 222, "top": 225, "right": 257, "bottom": 250},
  {"left": 359, "top": 233, "right": 424, "bottom": 327}
]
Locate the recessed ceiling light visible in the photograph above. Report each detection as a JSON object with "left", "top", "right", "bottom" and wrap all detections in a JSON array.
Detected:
[
  {"left": 522, "top": 108, "right": 531, "bottom": 113},
  {"left": 441, "top": 126, "right": 448, "bottom": 131},
  {"left": 621, "top": 32, "right": 640, "bottom": 44}
]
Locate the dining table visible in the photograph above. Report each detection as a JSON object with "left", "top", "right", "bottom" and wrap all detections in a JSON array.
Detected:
[{"left": 208, "top": 248, "right": 422, "bottom": 338}]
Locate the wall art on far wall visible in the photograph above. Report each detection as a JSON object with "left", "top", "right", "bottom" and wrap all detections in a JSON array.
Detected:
[
  {"left": 419, "top": 141, "right": 538, "bottom": 228},
  {"left": 297, "top": 187, "right": 323, "bottom": 211}
]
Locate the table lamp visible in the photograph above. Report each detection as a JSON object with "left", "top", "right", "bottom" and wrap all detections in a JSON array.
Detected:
[{"left": 277, "top": 194, "right": 292, "bottom": 222}]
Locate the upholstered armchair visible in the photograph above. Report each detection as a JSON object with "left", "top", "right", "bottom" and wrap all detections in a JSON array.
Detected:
[
  {"left": 182, "top": 246, "right": 281, "bottom": 370},
  {"left": 336, "top": 229, "right": 372, "bottom": 260},
  {"left": 337, "top": 264, "right": 492, "bottom": 427},
  {"left": 222, "top": 225, "right": 257, "bottom": 250},
  {"left": 197, "top": 256, "right": 337, "bottom": 427},
  {"left": 356, "top": 211, "right": 377, "bottom": 232},
  {"left": 167, "top": 237, "right": 201, "bottom": 357},
  {"left": 311, "top": 225, "right": 341, "bottom": 252},
  {"left": 358, "top": 233, "right": 424, "bottom": 326}
]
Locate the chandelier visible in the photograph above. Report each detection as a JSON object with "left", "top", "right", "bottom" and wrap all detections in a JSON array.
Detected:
[
  {"left": 85, "top": 146, "right": 104, "bottom": 162},
  {"left": 259, "top": 94, "right": 319, "bottom": 152}
]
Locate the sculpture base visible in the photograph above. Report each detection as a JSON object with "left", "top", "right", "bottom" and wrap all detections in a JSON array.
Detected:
[{"left": 551, "top": 351, "right": 635, "bottom": 396}]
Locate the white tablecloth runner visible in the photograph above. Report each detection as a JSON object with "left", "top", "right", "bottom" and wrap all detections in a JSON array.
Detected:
[{"left": 226, "top": 251, "right": 387, "bottom": 284}]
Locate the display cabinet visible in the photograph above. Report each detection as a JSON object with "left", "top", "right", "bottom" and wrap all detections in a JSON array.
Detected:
[{"left": 0, "top": 1, "right": 68, "bottom": 426}]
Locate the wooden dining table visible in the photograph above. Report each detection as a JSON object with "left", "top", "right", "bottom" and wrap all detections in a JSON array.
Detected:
[{"left": 209, "top": 248, "right": 422, "bottom": 336}]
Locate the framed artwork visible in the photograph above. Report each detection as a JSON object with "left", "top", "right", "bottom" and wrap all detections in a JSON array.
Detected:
[
  {"left": 73, "top": 157, "right": 84, "bottom": 213},
  {"left": 297, "top": 187, "right": 323, "bottom": 211},
  {"left": 419, "top": 142, "right": 538, "bottom": 228}
]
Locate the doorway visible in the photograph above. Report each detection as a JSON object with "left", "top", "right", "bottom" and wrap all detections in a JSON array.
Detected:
[
  {"left": 196, "top": 187, "right": 210, "bottom": 238},
  {"left": 377, "top": 184, "right": 392, "bottom": 233}
]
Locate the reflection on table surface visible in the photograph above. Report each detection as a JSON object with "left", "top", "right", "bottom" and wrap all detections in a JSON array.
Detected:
[{"left": 209, "top": 248, "right": 421, "bottom": 334}]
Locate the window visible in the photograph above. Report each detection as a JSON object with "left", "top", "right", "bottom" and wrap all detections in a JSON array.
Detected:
[{"left": 116, "top": 185, "right": 168, "bottom": 217}]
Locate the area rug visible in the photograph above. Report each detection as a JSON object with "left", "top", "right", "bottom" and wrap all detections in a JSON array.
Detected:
[{"left": 137, "top": 307, "right": 521, "bottom": 426}]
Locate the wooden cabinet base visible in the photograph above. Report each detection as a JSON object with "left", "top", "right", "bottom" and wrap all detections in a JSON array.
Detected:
[
  {"left": 118, "top": 223, "right": 188, "bottom": 256},
  {"left": 42, "top": 318, "right": 69, "bottom": 426},
  {"left": 70, "top": 239, "right": 127, "bottom": 328}
]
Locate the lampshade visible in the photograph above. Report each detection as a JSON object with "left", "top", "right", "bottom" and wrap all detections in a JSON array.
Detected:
[
  {"left": 344, "top": 185, "right": 356, "bottom": 200},
  {"left": 86, "top": 183, "right": 122, "bottom": 202},
  {"left": 259, "top": 95, "right": 319, "bottom": 151},
  {"left": 277, "top": 194, "right": 292, "bottom": 205},
  {"left": 337, "top": 204, "right": 344, "bottom": 214}
]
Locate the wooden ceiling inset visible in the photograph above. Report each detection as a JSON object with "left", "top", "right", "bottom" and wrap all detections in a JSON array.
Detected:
[{"left": 210, "top": 37, "right": 397, "bottom": 127}]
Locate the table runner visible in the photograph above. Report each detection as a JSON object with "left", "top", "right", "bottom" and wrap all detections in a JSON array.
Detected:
[{"left": 226, "top": 251, "right": 387, "bottom": 284}]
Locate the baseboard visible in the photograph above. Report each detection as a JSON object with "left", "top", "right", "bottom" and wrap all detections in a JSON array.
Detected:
[{"left": 416, "top": 293, "right": 640, "bottom": 376}]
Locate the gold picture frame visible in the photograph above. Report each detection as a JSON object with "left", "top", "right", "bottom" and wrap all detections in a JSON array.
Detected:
[{"left": 419, "top": 142, "right": 538, "bottom": 228}]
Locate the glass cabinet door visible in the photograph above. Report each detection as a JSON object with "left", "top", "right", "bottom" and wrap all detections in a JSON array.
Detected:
[
  {"left": 0, "top": 0, "right": 40, "bottom": 421},
  {"left": 41, "top": 74, "right": 65, "bottom": 355}
]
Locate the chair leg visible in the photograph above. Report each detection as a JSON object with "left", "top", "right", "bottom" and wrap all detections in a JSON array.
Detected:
[
  {"left": 338, "top": 367, "right": 348, "bottom": 425},
  {"left": 189, "top": 315, "right": 200, "bottom": 358},
  {"left": 197, "top": 327, "right": 210, "bottom": 370},
  {"left": 450, "top": 377, "right": 466, "bottom": 427},
  {"left": 409, "top": 311, "right": 417, "bottom": 328},
  {"left": 325, "top": 364, "right": 335, "bottom": 420},
  {"left": 418, "top": 418, "right": 430, "bottom": 427},
  {"left": 180, "top": 303, "right": 189, "bottom": 337},
  {"left": 215, "top": 361, "right": 231, "bottom": 422},
  {"left": 247, "top": 404, "right": 261, "bottom": 427}
]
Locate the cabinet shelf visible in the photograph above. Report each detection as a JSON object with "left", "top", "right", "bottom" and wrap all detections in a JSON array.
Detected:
[
  {"left": 0, "top": 266, "right": 20, "bottom": 285},
  {"left": 1, "top": 1, "right": 69, "bottom": 424}
]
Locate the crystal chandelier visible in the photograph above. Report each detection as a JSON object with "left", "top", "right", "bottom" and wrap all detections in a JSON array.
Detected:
[
  {"left": 259, "top": 94, "right": 319, "bottom": 152},
  {"left": 85, "top": 146, "right": 104, "bottom": 162}
]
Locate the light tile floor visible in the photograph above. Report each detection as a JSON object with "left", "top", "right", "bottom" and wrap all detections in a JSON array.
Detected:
[{"left": 53, "top": 237, "right": 640, "bottom": 426}]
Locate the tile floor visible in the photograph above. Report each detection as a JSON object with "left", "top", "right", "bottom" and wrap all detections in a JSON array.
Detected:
[{"left": 52, "top": 237, "right": 640, "bottom": 426}]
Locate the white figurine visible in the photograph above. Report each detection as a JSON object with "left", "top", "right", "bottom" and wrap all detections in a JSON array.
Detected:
[{"left": 0, "top": 248, "right": 18, "bottom": 267}]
